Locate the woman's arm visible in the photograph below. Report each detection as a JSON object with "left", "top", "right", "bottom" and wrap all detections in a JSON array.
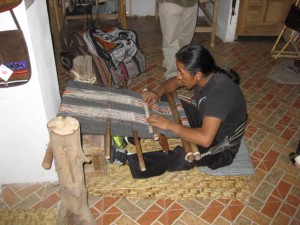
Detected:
[
  {"left": 147, "top": 115, "right": 222, "bottom": 147},
  {"left": 142, "top": 77, "right": 183, "bottom": 105}
]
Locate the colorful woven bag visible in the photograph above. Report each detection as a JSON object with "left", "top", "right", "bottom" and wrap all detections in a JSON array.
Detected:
[{"left": 0, "top": 0, "right": 31, "bottom": 88}]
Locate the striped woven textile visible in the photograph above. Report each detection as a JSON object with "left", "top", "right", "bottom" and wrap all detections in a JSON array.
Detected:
[{"left": 58, "top": 81, "right": 189, "bottom": 138}]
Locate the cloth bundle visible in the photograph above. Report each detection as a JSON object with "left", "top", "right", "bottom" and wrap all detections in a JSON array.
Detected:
[{"left": 83, "top": 27, "right": 146, "bottom": 86}]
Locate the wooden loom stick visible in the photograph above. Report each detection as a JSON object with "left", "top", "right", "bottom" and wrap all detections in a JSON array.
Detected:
[
  {"left": 190, "top": 142, "right": 201, "bottom": 161},
  {"left": 132, "top": 130, "right": 146, "bottom": 171},
  {"left": 143, "top": 88, "right": 169, "bottom": 153},
  {"left": 147, "top": 104, "right": 170, "bottom": 153},
  {"left": 42, "top": 144, "right": 53, "bottom": 170},
  {"left": 105, "top": 126, "right": 111, "bottom": 159},
  {"left": 143, "top": 88, "right": 159, "bottom": 141},
  {"left": 146, "top": 104, "right": 159, "bottom": 141},
  {"left": 166, "top": 91, "right": 195, "bottom": 163},
  {"left": 105, "top": 73, "right": 113, "bottom": 160}
]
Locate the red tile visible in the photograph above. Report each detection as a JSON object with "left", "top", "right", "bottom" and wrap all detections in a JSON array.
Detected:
[
  {"left": 292, "top": 96, "right": 300, "bottom": 109},
  {"left": 130, "top": 84, "right": 145, "bottom": 92},
  {"left": 264, "top": 149, "right": 280, "bottom": 161},
  {"left": 267, "top": 99, "right": 280, "bottom": 110},
  {"left": 164, "top": 199, "right": 174, "bottom": 209},
  {"left": 241, "top": 81, "right": 252, "bottom": 89},
  {"left": 271, "top": 211, "right": 292, "bottom": 225},
  {"left": 275, "top": 123, "right": 285, "bottom": 132},
  {"left": 90, "top": 206, "right": 101, "bottom": 217},
  {"left": 166, "top": 208, "right": 184, "bottom": 224},
  {"left": 244, "top": 130, "right": 254, "bottom": 138},
  {"left": 286, "top": 194, "right": 300, "bottom": 207},
  {"left": 261, "top": 195, "right": 281, "bottom": 218},
  {"left": 251, "top": 159, "right": 260, "bottom": 169},
  {"left": 168, "top": 202, "right": 184, "bottom": 210},
  {"left": 93, "top": 199, "right": 103, "bottom": 212},
  {"left": 258, "top": 162, "right": 268, "bottom": 172},
  {"left": 288, "top": 123, "right": 298, "bottom": 133},
  {"left": 137, "top": 204, "right": 164, "bottom": 225},
  {"left": 33, "top": 193, "right": 60, "bottom": 209},
  {"left": 274, "top": 180, "right": 292, "bottom": 200},
  {"left": 221, "top": 200, "right": 245, "bottom": 222},
  {"left": 0, "top": 187, "right": 21, "bottom": 207},
  {"left": 280, "top": 202, "right": 297, "bottom": 217},
  {"left": 102, "top": 211, "right": 121, "bottom": 224},
  {"left": 17, "top": 184, "right": 43, "bottom": 199},
  {"left": 105, "top": 205, "right": 121, "bottom": 214},
  {"left": 102, "top": 197, "right": 119, "bottom": 212},
  {"left": 155, "top": 199, "right": 166, "bottom": 209},
  {"left": 260, "top": 160, "right": 276, "bottom": 171},
  {"left": 137, "top": 211, "right": 164, "bottom": 225},
  {"left": 280, "top": 128, "right": 295, "bottom": 141},
  {"left": 96, "top": 215, "right": 103, "bottom": 225},
  {"left": 158, "top": 212, "right": 168, "bottom": 225},
  {"left": 254, "top": 100, "right": 267, "bottom": 110},
  {"left": 251, "top": 150, "right": 265, "bottom": 160},
  {"left": 144, "top": 64, "right": 157, "bottom": 73},
  {"left": 254, "top": 78, "right": 267, "bottom": 88},
  {"left": 280, "top": 115, "right": 292, "bottom": 125},
  {"left": 263, "top": 93, "right": 274, "bottom": 101},
  {"left": 201, "top": 200, "right": 225, "bottom": 224},
  {"left": 243, "top": 206, "right": 271, "bottom": 225}
]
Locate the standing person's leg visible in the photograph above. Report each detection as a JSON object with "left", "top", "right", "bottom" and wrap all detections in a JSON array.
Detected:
[
  {"left": 159, "top": 3, "right": 183, "bottom": 80},
  {"left": 178, "top": 4, "right": 198, "bottom": 48}
]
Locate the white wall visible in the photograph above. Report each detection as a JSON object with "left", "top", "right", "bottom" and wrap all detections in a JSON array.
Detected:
[
  {"left": 215, "top": 0, "right": 240, "bottom": 42},
  {"left": 127, "top": 0, "right": 156, "bottom": 16},
  {"left": 0, "top": 1, "right": 60, "bottom": 187}
]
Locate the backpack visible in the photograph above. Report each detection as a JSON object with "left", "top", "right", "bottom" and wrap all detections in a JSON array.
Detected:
[{"left": 83, "top": 27, "right": 146, "bottom": 86}]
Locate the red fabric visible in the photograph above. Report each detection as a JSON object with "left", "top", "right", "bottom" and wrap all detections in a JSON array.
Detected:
[{"left": 0, "top": 0, "right": 22, "bottom": 13}]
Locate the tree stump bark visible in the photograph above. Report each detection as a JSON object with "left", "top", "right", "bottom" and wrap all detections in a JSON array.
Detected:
[{"left": 47, "top": 116, "right": 96, "bottom": 225}]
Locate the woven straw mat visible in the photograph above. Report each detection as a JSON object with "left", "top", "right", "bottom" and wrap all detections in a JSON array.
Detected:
[
  {"left": 86, "top": 138, "right": 250, "bottom": 200},
  {"left": 0, "top": 208, "right": 57, "bottom": 225}
]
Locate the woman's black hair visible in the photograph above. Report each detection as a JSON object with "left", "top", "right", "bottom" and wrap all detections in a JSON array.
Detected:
[
  {"left": 175, "top": 45, "right": 215, "bottom": 77},
  {"left": 215, "top": 66, "right": 240, "bottom": 85},
  {"left": 176, "top": 44, "right": 240, "bottom": 84}
]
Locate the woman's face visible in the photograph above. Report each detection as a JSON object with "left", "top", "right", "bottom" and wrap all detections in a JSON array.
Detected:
[{"left": 176, "top": 61, "right": 199, "bottom": 90}]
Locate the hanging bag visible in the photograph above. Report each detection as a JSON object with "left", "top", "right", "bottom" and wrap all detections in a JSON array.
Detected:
[{"left": 0, "top": 0, "right": 31, "bottom": 88}]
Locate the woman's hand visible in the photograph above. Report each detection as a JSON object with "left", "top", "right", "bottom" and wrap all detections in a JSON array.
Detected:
[
  {"left": 147, "top": 114, "right": 173, "bottom": 131},
  {"left": 142, "top": 90, "right": 160, "bottom": 105}
]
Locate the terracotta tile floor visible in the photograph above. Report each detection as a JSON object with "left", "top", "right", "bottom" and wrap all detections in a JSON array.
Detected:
[{"left": 1, "top": 16, "right": 300, "bottom": 225}]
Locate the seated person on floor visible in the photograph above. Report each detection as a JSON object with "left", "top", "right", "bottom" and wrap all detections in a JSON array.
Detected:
[{"left": 115, "top": 44, "right": 248, "bottom": 178}]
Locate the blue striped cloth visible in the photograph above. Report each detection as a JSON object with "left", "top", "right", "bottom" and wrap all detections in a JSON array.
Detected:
[{"left": 199, "top": 138, "right": 255, "bottom": 176}]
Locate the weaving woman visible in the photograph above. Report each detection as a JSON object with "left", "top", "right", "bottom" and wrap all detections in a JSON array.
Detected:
[{"left": 115, "top": 44, "right": 247, "bottom": 178}]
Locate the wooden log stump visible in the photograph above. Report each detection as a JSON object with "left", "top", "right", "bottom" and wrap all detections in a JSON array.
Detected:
[{"left": 47, "top": 116, "right": 96, "bottom": 225}]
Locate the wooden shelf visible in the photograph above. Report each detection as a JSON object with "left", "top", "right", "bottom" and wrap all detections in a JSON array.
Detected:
[{"left": 64, "top": 0, "right": 127, "bottom": 29}]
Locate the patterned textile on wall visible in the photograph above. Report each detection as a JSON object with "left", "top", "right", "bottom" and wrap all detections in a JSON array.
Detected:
[{"left": 58, "top": 81, "right": 189, "bottom": 138}]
